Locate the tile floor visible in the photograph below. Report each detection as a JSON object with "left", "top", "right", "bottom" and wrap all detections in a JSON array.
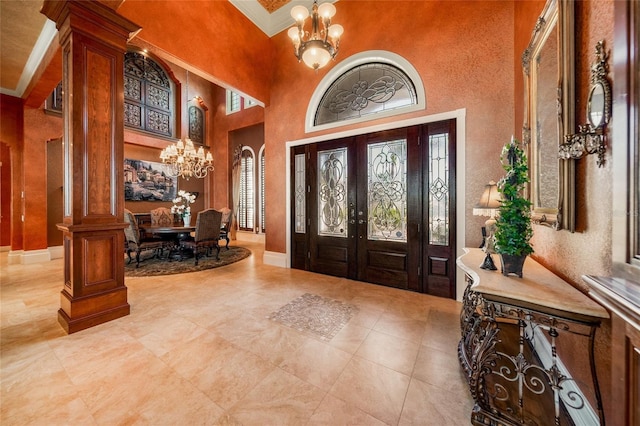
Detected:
[{"left": 1, "top": 241, "right": 473, "bottom": 425}]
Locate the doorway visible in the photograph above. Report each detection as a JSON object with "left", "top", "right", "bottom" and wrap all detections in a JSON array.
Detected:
[{"left": 291, "top": 119, "right": 456, "bottom": 298}]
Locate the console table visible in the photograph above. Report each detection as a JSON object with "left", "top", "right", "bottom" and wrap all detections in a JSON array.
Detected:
[{"left": 457, "top": 248, "right": 609, "bottom": 425}]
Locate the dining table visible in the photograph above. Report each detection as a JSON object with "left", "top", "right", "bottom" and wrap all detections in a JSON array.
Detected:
[
  {"left": 141, "top": 225, "right": 196, "bottom": 238},
  {"left": 139, "top": 225, "right": 196, "bottom": 260}
]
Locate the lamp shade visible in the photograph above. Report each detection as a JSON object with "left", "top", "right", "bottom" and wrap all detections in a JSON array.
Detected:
[
  {"left": 287, "top": 26, "right": 300, "bottom": 42},
  {"left": 473, "top": 180, "right": 501, "bottom": 216},
  {"left": 328, "top": 24, "right": 343, "bottom": 39},
  {"left": 301, "top": 40, "right": 332, "bottom": 69},
  {"left": 317, "top": 2, "right": 336, "bottom": 19},
  {"left": 290, "top": 5, "right": 309, "bottom": 21}
]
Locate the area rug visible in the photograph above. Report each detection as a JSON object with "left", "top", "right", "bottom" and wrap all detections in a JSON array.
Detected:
[
  {"left": 124, "top": 246, "right": 251, "bottom": 277},
  {"left": 268, "top": 293, "right": 358, "bottom": 341}
]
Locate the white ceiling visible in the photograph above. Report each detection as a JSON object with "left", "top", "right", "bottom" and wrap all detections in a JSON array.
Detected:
[
  {"left": 0, "top": 0, "right": 325, "bottom": 98},
  {"left": 229, "top": 0, "right": 319, "bottom": 37}
]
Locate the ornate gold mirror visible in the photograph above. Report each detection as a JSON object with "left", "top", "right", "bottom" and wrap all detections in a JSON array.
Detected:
[{"left": 522, "top": 0, "right": 575, "bottom": 231}]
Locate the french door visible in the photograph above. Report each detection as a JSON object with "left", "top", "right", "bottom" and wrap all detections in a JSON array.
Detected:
[{"left": 291, "top": 120, "right": 456, "bottom": 297}]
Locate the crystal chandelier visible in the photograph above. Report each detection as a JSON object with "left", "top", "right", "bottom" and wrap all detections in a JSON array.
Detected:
[
  {"left": 159, "top": 138, "right": 213, "bottom": 180},
  {"left": 287, "top": 0, "right": 344, "bottom": 71}
]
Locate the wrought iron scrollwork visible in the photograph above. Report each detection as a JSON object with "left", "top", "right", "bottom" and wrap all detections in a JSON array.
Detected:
[{"left": 458, "top": 277, "right": 603, "bottom": 425}]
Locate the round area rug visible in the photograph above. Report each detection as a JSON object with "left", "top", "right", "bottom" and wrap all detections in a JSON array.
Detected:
[{"left": 124, "top": 246, "right": 251, "bottom": 277}]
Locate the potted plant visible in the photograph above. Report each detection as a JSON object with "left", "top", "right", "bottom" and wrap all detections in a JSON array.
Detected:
[{"left": 493, "top": 137, "right": 534, "bottom": 277}]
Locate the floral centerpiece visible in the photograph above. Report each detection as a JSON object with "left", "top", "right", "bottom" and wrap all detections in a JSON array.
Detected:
[{"left": 171, "top": 190, "right": 196, "bottom": 226}]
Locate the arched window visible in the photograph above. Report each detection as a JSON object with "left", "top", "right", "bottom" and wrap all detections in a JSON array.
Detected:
[
  {"left": 238, "top": 147, "right": 255, "bottom": 231},
  {"left": 306, "top": 51, "right": 425, "bottom": 133},
  {"left": 124, "top": 51, "right": 175, "bottom": 137},
  {"left": 259, "top": 145, "right": 266, "bottom": 233}
]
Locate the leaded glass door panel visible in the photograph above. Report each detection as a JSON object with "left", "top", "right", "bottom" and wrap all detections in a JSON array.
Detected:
[
  {"left": 356, "top": 127, "right": 420, "bottom": 291},
  {"left": 290, "top": 145, "right": 309, "bottom": 270},
  {"left": 308, "top": 138, "right": 357, "bottom": 279},
  {"left": 422, "top": 120, "right": 456, "bottom": 298}
]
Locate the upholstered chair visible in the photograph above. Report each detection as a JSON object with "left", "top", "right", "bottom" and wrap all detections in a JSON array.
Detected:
[
  {"left": 150, "top": 207, "right": 174, "bottom": 227},
  {"left": 124, "top": 209, "right": 165, "bottom": 268},
  {"left": 180, "top": 209, "right": 222, "bottom": 265},
  {"left": 219, "top": 207, "right": 232, "bottom": 249}
]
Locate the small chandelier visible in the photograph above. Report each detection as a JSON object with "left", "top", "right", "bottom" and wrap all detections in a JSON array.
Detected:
[
  {"left": 287, "top": 0, "right": 344, "bottom": 71},
  {"left": 160, "top": 138, "right": 213, "bottom": 180}
]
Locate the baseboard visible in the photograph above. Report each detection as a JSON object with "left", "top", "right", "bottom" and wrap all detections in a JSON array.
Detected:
[
  {"left": 49, "top": 245, "right": 64, "bottom": 260},
  {"left": 235, "top": 231, "right": 265, "bottom": 243},
  {"left": 7, "top": 250, "right": 24, "bottom": 264},
  {"left": 8, "top": 249, "right": 51, "bottom": 264},
  {"left": 264, "top": 250, "right": 287, "bottom": 268},
  {"left": 0, "top": 245, "right": 10, "bottom": 253}
]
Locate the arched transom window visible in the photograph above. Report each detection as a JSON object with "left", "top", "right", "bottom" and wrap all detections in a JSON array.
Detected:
[
  {"left": 307, "top": 51, "right": 425, "bottom": 133},
  {"left": 315, "top": 62, "right": 417, "bottom": 126}
]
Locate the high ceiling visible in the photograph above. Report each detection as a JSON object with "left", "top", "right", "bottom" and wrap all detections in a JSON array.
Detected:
[
  {"left": 0, "top": 0, "right": 51, "bottom": 97},
  {"left": 0, "top": 0, "right": 322, "bottom": 98}
]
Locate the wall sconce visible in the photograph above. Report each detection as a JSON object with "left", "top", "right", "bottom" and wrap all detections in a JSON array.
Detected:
[
  {"left": 473, "top": 180, "right": 501, "bottom": 270},
  {"left": 559, "top": 40, "right": 611, "bottom": 167}
]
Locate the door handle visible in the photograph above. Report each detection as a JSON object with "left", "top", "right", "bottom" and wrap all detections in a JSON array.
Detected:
[
  {"left": 349, "top": 219, "right": 356, "bottom": 224},
  {"left": 358, "top": 219, "right": 366, "bottom": 224}
]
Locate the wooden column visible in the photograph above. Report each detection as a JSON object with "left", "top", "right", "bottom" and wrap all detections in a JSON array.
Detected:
[{"left": 41, "top": 0, "right": 140, "bottom": 334}]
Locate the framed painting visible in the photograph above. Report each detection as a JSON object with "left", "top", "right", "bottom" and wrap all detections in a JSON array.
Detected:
[{"left": 124, "top": 158, "right": 177, "bottom": 201}]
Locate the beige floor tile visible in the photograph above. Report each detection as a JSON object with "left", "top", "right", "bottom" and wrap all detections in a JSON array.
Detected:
[
  {"left": 399, "top": 377, "right": 473, "bottom": 425},
  {"left": 330, "top": 356, "right": 411, "bottom": 425},
  {"left": 279, "top": 338, "right": 353, "bottom": 391},
  {"left": 308, "top": 394, "right": 388, "bottom": 426},
  {"left": 355, "top": 330, "right": 421, "bottom": 376},
  {"left": 412, "top": 345, "right": 470, "bottom": 397},
  {"left": 0, "top": 241, "right": 473, "bottom": 425},
  {"left": 241, "top": 322, "right": 310, "bottom": 365},
  {"left": 136, "top": 314, "right": 207, "bottom": 357},
  {"left": 224, "top": 368, "right": 326, "bottom": 425},
  {"left": 373, "top": 311, "right": 428, "bottom": 344},
  {"left": 422, "top": 309, "right": 464, "bottom": 355},
  {"left": 182, "top": 340, "right": 276, "bottom": 410},
  {"left": 327, "top": 321, "right": 371, "bottom": 354}
]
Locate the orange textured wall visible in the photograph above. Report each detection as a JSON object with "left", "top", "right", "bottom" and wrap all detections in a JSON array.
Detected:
[
  {"left": 117, "top": 0, "right": 273, "bottom": 104},
  {"left": 265, "top": 0, "right": 515, "bottom": 253},
  {"left": 210, "top": 84, "right": 265, "bottom": 210},
  {"left": 22, "top": 107, "right": 62, "bottom": 251},
  {"left": 1, "top": 142, "right": 11, "bottom": 247},
  {"left": 1, "top": 94, "right": 24, "bottom": 250}
]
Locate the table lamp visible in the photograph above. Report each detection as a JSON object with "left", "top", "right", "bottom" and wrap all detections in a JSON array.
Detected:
[{"left": 473, "top": 180, "right": 501, "bottom": 270}]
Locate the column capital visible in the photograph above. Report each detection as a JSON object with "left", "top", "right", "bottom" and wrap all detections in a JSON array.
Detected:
[{"left": 41, "top": 0, "right": 140, "bottom": 48}]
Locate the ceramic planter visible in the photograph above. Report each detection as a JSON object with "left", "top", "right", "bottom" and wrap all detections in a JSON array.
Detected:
[{"left": 499, "top": 254, "right": 527, "bottom": 278}]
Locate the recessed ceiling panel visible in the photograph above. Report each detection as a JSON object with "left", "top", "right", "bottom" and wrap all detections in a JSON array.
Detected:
[{"left": 256, "top": 0, "right": 291, "bottom": 14}]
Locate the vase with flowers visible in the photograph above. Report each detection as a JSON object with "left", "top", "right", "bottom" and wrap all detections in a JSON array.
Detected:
[{"left": 171, "top": 190, "right": 196, "bottom": 227}]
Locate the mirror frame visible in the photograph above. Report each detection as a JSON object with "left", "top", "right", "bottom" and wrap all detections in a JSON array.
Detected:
[
  {"left": 522, "top": 0, "right": 575, "bottom": 231},
  {"left": 587, "top": 41, "right": 612, "bottom": 130}
]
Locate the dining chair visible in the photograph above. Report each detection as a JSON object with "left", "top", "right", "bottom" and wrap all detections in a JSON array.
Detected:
[
  {"left": 219, "top": 207, "right": 232, "bottom": 250},
  {"left": 124, "top": 209, "right": 165, "bottom": 268},
  {"left": 150, "top": 207, "right": 174, "bottom": 227},
  {"left": 180, "top": 208, "right": 222, "bottom": 265}
]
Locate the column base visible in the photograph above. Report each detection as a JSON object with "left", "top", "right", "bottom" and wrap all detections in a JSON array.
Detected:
[{"left": 58, "top": 286, "right": 130, "bottom": 334}]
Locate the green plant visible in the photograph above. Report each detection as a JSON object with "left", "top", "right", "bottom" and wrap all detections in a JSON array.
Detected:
[{"left": 493, "top": 138, "right": 534, "bottom": 256}]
